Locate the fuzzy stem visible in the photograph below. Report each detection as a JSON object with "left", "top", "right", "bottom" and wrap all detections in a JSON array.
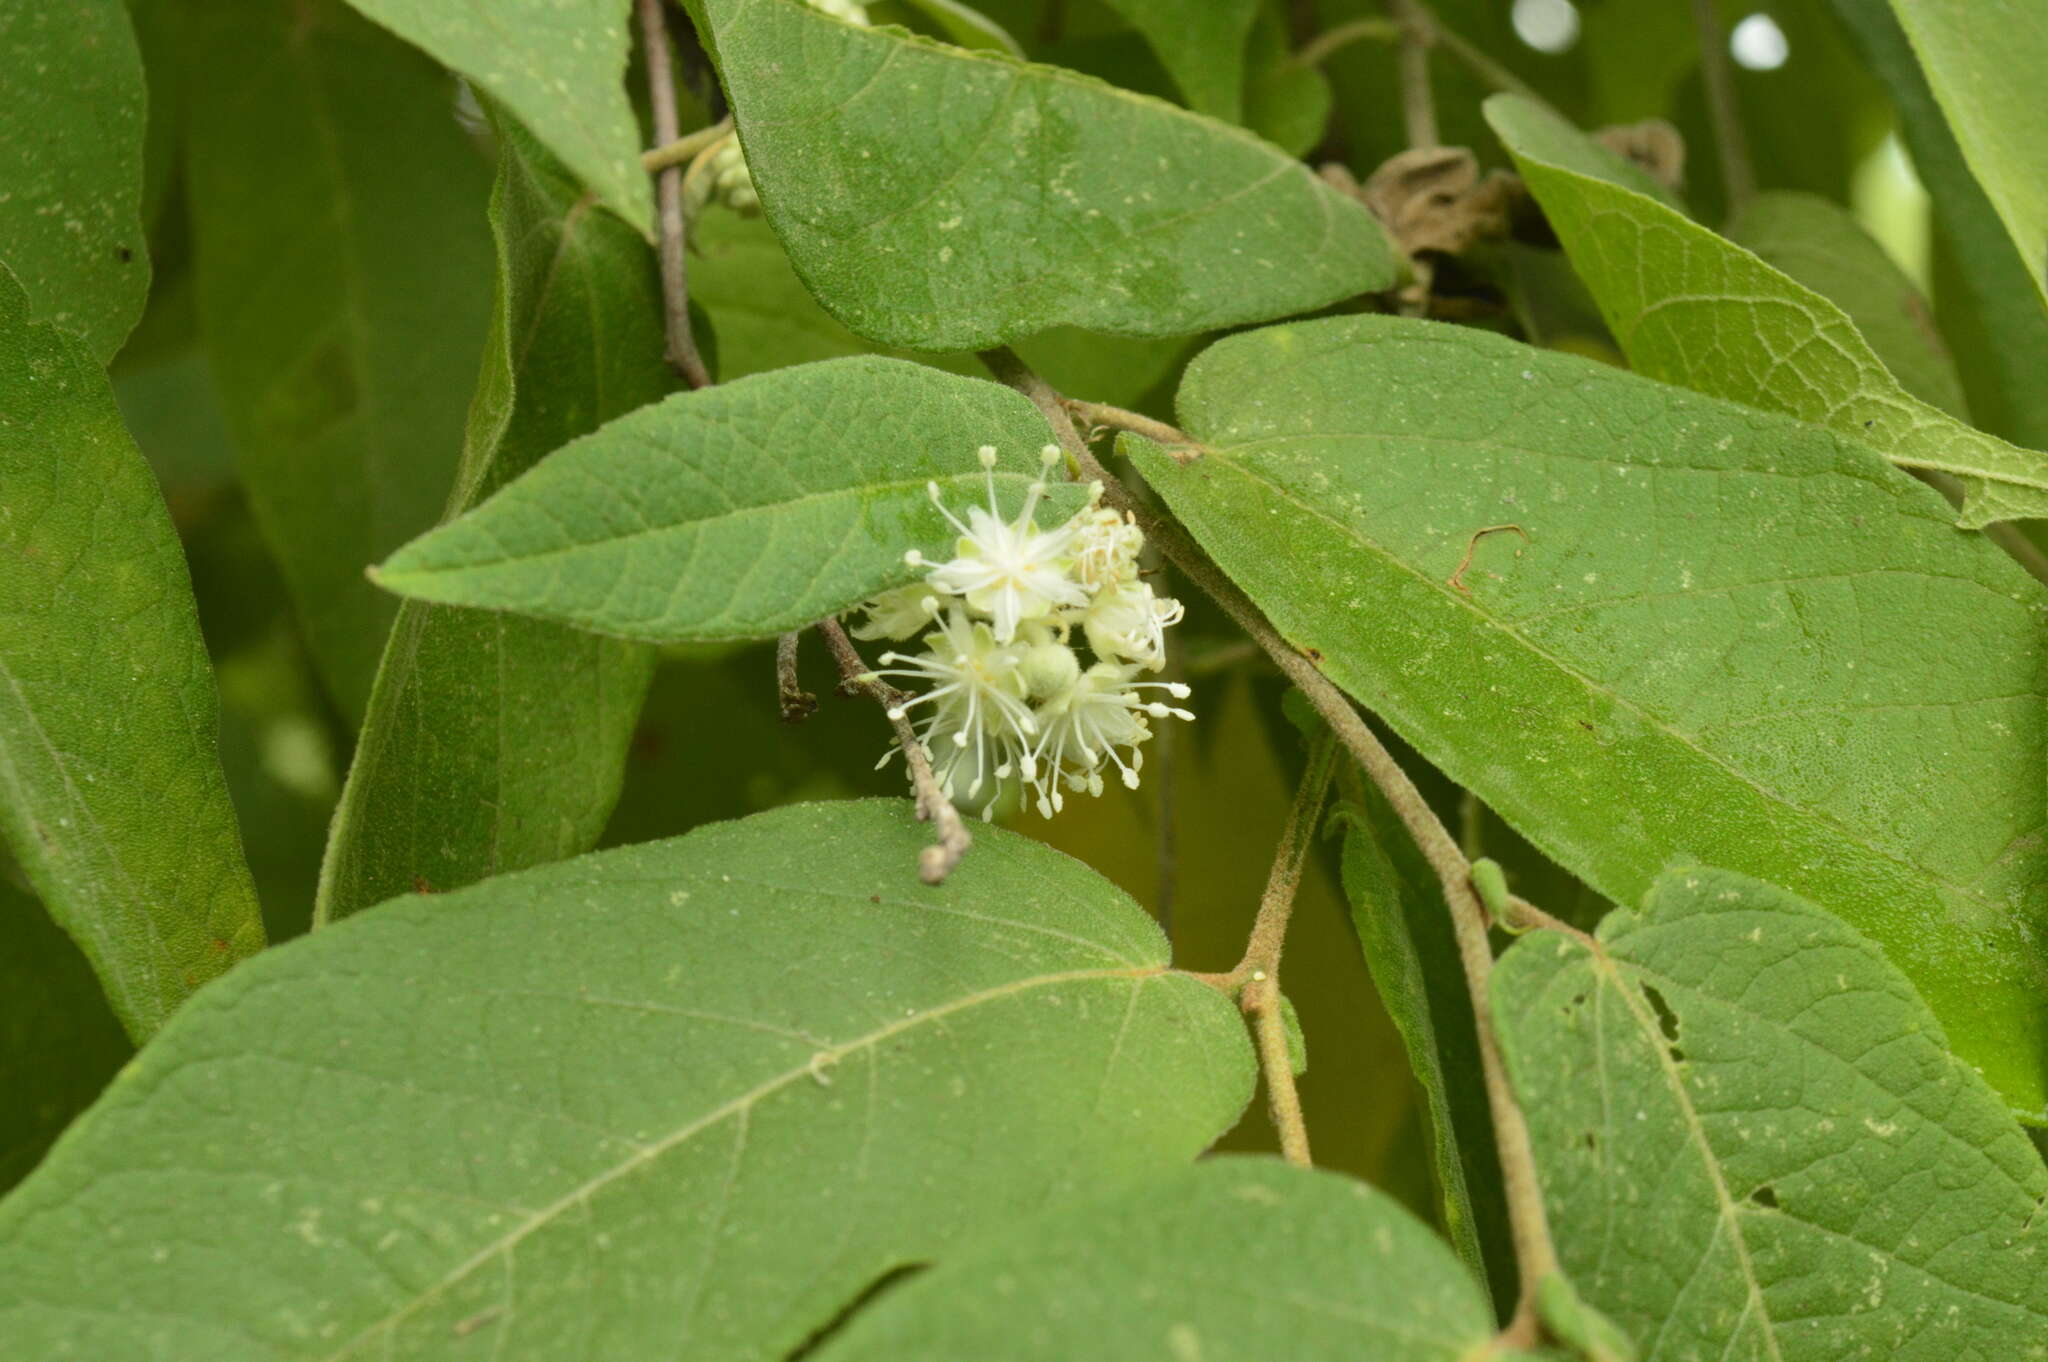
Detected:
[
  {"left": 1062, "top": 399, "right": 1198, "bottom": 456},
  {"left": 642, "top": 117, "right": 732, "bottom": 173},
  {"left": 1390, "top": 0, "right": 1440, "bottom": 148},
  {"left": 636, "top": 0, "right": 713, "bottom": 389},
  {"left": 818, "top": 617, "right": 972, "bottom": 883},
  {"left": 1293, "top": 16, "right": 1400, "bottom": 67}
]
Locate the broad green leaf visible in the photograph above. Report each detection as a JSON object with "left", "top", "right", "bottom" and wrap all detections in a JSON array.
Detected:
[
  {"left": 1100, "top": 0, "right": 1258, "bottom": 122},
  {"left": 0, "top": 801, "right": 1254, "bottom": 1360},
  {"left": 1831, "top": 0, "right": 2048, "bottom": 449},
  {"left": 1336, "top": 794, "right": 1510, "bottom": 1307},
  {"left": 1889, "top": 0, "right": 2048, "bottom": 309},
  {"left": 1496, "top": 866, "right": 2048, "bottom": 1356},
  {"left": 1244, "top": 4, "right": 1332, "bottom": 159},
  {"left": 0, "top": 873, "right": 129, "bottom": 1192},
  {"left": 1727, "top": 190, "right": 1967, "bottom": 419},
  {"left": 336, "top": 0, "right": 651, "bottom": 234},
  {"left": 1486, "top": 92, "right": 2048, "bottom": 529},
  {"left": 184, "top": 0, "right": 495, "bottom": 722},
  {"left": 0, "top": 267, "right": 265, "bottom": 1040},
  {"left": 372, "top": 356, "right": 1088, "bottom": 643},
  {"left": 692, "top": 0, "right": 1395, "bottom": 350},
  {"left": 811, "top": 1158, "right": 1508, "bottom": 1361},
  {"left": 314, "top": 121, "right": 672, "bottom": 926},
  {"left": 1125, "top": 315, "right": 2048, "bottom": 1118},
  {"left": 0, "top": 0, "right": 149, "bottom": 361},
  {"left": 692, "top": 209, "right": 1185, "bottom": 400}
]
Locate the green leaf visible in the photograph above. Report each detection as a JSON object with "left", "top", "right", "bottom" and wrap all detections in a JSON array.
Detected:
[
  {"left": 1726, "top": 190, "right": 1968, "bottom": 420},
  {"left": 1485, "top": 92, "right": 2048, "bottom": 529},
  {"left": 1888, "top": 0, "right": 2048, "bottom": 310},
  {"left": 1125, "top": 315, "right": 2048, "bottom": 1118},
  {"left": 0, "top": 267, "right": 265, "bottom": 1040},
  {"left": 1831, "top": 0, "right": 2048, "bottom": 449},
  {"left": 313, "top": 120, "right": 673, "bottom": 925},
  {"left": 336, "top": 0, "right": 652, "bottom": 234},
  {"left": 810, "top": 1158, "right": 1504, "bottom": 1361},
  {"left": 1337, "top": 795, "right": 1511, "bottom": 1308},
  {"left": 0, "top": 801, "right": 1254, "bottom": 1360},
  {"left": 1100, "top": 0, "right": 1258, "bottom": 122},
  {"left": 0, "top": 872, "right": 129, "bottom": 1192},
  {"left": 1244, "top": 4, "right": 1332, "bottom": 159},
  {"left": 0, "top": 0, "right": 150, "bottom": 362},
  {"left": 1495, "top": 865, "right": 2048, "bottom": 1356},
  {"left": 895, "top": 0, "right": 1024, "bottom": 56},
  {"left": 183, "top": 0, "right": 496, "bottom": 722},
  {"left": 372, "top": 356, "right": 1087, "bottom": 643},
  {"left": 692, "top": 0, "right": 1395, "bottom": 350}
]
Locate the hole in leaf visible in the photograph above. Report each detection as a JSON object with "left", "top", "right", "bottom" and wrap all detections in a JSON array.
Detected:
[
  {"left": 785, "top": 1263, "right": 926, "bottom": 1360},
  {"left": 1581, "top": 1130, "right": 1598, "bottom": 1152},
  {"left": 1630, "top": 983, "right": 1679, "bottom": 1044},
  {"left": 1749, "top": 1184, "right": 1779, "bottom": 1209}
]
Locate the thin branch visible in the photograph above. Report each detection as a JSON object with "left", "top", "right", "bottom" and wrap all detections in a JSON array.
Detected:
[
  {"left": 1389, "top": 0, "right": 1439, "bottom": 149},
  {"left": 776, "top": 630, "right": 816, "bottom": 723},
  {"left": 1691, "top": 0, "right": 1754, "bottom": 211},
  {"left": 1413, "top": 3, "right": 1553, "bottom": 108},
  {"left": 636, "top": 0, "right": 713, "bottom": 389},
  {"left": 1230, "top": 730, "right": 1336, "bottom": 986},
  {"left": 1293, "top": 15, "right": 1399, "bottom": 68},
  {"left": 642, "top": 117, "right": 732, "bottom": 173},
  {"left": 1062, "top": 398, "right": 1199, "bottom": 457},
  {"left": 989, "top": 345, "right": 1562, "bottom": 1347},
  {"left": 1234, "top": 728, "right": 1335, "bottom": 1167},
  {"left": 818, "top": 617, "right": 972, "bottom": 884}
]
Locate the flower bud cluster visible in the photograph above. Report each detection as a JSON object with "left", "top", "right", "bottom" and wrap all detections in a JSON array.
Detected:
[{"left": 856, "top": 445, "right": 1192, "bottom": 820}]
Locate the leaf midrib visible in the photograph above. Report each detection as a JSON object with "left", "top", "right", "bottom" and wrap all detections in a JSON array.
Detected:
[
  {"left": 325, "top": 963, "right": 1163, "bottom": 1358},
  {"left": 1189, "top": 449, "right": 2015, "bottom": 914}
]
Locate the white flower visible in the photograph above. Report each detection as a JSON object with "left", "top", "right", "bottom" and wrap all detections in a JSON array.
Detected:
[
  {"left": 856, "top": 443, "right": 1194, "bottom": 821},
  {"left": 1071, "top": 506, "right": 1143, "bottom": 589},
  {"left": 849, "top": 583, "right": 941, "bottom": 641},
  {"left": 862, "top": 605, "right": 1037, "bottom": 811},
  {"left": 1024, "top": 664, "right": 1194, "bottom": 817},
  {"left": 910, "top": 446, "right": 1093, "bottom": 644},
  {"left": 1083, "top": 577, "right": 1184, "bottom": 671},
  {"left": 809, "top": 0, "right": 870, "bottom": 22}
]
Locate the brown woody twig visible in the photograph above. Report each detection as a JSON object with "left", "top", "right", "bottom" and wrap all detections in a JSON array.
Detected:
[{"left": 818, "top": 617, "right": 971, "bottom": 884}]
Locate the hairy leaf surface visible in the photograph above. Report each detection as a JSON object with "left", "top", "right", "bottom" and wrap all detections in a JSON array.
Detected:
[
  {"left": 336, "top": 0, "right": 651, "bottom": 234},
  {"left": 373, "top": 356, "right": 1087, "bottom": 642},
  {"left": 1888, "top": 0, "right": 2048, "bottom": 309},
  {"left": 314, "top": 121, "right": 671, "bottom": 925},
  {"left": 691, "top": 0, "right": 1395, "bottom": 349},
  {"left": 184, "top": 0, "right": 495, "bottom": 721},
  {"left": 1487, "top": 93, "right": 2048, "bottom": 528},
  {"left": 0, "top": 801, "right": 1254, "bottom": 1360},
  {"left": 0, "top": 0, "right": 149, "bottom": 361},
  {"left": 1497, "top": 866, "right": 2048, "bottom": 1357},
  {"left": 1127, "top": 315, "right": 2048, "bottom": 1117},
  {"left": 812, "top": 1159, "right": 1509, "bottom": 1360},
  {"left": 0, "top": 270, "right": 264, "bottom": 1039}
]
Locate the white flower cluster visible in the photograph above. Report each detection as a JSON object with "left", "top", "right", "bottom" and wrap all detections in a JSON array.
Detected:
[
  {"left": 855, "top": 446, "right": 1192, "bottom": 820},
  {"left": 688, "top": 0, "right": 869, "bottom": 217}
]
